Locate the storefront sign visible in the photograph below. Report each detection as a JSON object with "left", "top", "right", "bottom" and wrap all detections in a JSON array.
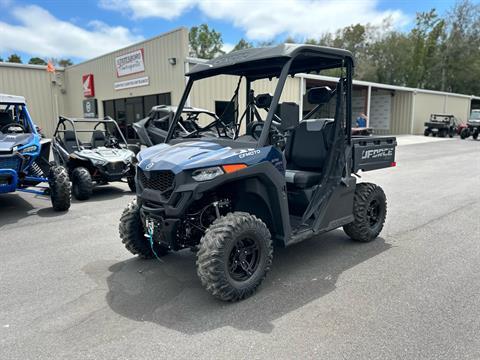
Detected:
[
  {"left": 114, "top": 76, "right": 149, "bottom": 91},
  {"left": 115, "top": 49, "right": 145, "bottom": 77},
  {"left": 83, "top": 98, "right": 97, "bottom": 118},
  {"left": 82, "top": 74, "right": 95, "bottom": 97}
]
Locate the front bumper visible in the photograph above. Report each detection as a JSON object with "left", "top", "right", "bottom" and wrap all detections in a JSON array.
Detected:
[{"left": 0, "top": 169, "right": 18, "bottom": 193}]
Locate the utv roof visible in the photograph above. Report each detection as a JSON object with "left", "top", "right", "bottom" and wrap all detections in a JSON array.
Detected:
[
  {"left": 151, "top": 105, "right": 216, "bottom": 116},
  {"left": 187, "top": 43, "right": 355, "bottom": 80},
  {"left": 0, "top": 93, "right": 26, "bottom": 105}
]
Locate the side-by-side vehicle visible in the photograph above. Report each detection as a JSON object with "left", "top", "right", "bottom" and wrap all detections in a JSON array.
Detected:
[{"left": 119, "top": 44, "right": 397, "bottom": 301}]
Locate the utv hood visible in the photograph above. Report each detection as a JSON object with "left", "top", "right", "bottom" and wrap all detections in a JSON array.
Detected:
[
  {"left": 0, "top": 133, "right": 35, "bottom": 152},
  {"left": 75, "top": 147, "right": 135, "bottom": 163},
  {"left": 138, "top": 141, "right": 274, "bottom": 173}
]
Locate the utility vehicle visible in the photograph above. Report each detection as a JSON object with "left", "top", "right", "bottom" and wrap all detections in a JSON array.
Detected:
[
  {"left": 460, "top": 109, "right": 480, "bottom": 140},
  {"left": 119, "top": 44, "right": 397, "bottom": 301},
  {"left": 134, "top": 105, "right": 236, "bottom": 147},
  {"left": 0, "top": 94, "right": 70, "bottom": 211},
  {"left": 52, "top": 116, "right": 137, "bottom": 200},
  {"left": 424, "top": 114, "right": 458, "bottom": 137}
]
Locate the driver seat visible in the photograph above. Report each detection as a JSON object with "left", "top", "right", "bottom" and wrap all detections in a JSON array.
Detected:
[
  {"left": 63, "top": 130, "right": 80, "bottom": 153},
  {"left": 91, "top": 130, "right": 106, "bottom": 148},
  {"left": 284, "top": 119, "right": 334, "bottom": 188}
]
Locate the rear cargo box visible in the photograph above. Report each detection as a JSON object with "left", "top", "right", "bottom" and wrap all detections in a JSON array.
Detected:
[{"left": 351, "top": 136, "right": 397, "bottom": 172}]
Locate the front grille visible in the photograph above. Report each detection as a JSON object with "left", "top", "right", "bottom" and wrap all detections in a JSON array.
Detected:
[
  {"left": 138, "top": 169, "right": 175, "bottom": 192},
  {"left": 0, "top": 156, "right": 21, "bottom": 171},
  {"left": 105, "top": 162, "right": 126, "bottom": 174}
]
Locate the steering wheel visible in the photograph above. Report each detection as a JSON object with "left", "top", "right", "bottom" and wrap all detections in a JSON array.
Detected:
[
  {"left": 0, "top": 122, "right": 26, "bottom": 133},
  {"left": 105, "top": 136, "right": 120, "bottom": 148}
]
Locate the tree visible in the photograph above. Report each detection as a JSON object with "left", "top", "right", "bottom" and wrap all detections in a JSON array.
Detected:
[
  {"left": 7, "top": 54, "right": 22, "bottom": 63},
  {"left": 189, "top": 24, "right": 224, "bottom": 59},
  {"left": 231, "top": 38, "right": 253, "bottom": 52},
  {"left": 28, "top": 57, "right": 47, "bottom": 65},
  {"left": 58, "top": 59, "right": 73, "bottom": 67}
]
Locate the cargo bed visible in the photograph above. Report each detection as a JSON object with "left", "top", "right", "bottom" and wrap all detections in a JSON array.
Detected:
[{"left": 351, "top": 135, "right": 397, "bottom": 172}]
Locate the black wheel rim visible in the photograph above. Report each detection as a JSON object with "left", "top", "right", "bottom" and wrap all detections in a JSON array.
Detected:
[
  {"left": 367, "top": 199, "right": 381, "bottom": 227},
  {"left": 228, "top": 237, "right": 260, "bottom": 282}
]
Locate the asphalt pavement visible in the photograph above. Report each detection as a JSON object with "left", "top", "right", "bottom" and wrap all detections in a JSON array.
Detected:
[{"left": 0, "top": 135, "right": 479, "bottom": 359}]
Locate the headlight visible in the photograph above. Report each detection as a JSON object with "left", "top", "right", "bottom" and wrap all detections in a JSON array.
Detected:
[
  {"left": 192, "top": 166, "right": 224, "bottom": 181},
  {"left": 19, "top": 145, "right": 38, "bottom": 153}
]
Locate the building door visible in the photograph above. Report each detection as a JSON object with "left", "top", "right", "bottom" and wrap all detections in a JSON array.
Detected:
[{"left": 125, "top": 97, "right": 143, "bottom": 140}]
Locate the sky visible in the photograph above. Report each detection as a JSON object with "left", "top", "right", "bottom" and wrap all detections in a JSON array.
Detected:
[{"left": 0, "top": 0, "right": 467, "bottom": 64}]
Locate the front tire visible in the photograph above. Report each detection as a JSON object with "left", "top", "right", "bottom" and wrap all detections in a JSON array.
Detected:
[
  {"left": 460, "top": 128, "right": 469, "bottom": 139},
  {"left": 119, "top": 199, "right": 169, "bottom": 259},
  {"left": 49, "top": 166, "right": 71, "bottom": 211},
  {"left": 473, "top": 130, "right": 479, "bottom": 140},
  {"left": 196, "top": 212, "right": 273, "bottom": 301},
  {"left": 344, "top": 183, "right": 387, "bottom": 242},
  {"left": 72, "top": 167, "right": 93, "bottom": 200},
  {"left": 423, "top": 128, "right": 430, "bottom": 137}
]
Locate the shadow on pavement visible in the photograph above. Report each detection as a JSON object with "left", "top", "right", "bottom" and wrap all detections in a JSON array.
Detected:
[
  {"left": 0, "top": 193, "right": 65, "bottom": 228},
  {"left": 94, "top": 230, "right": 391, "bottom": 334},
  {"left": 72, "top": 185, "right": 133, "bottom": 204}
]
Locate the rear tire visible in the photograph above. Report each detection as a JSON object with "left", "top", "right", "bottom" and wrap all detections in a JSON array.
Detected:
[
  {"left": 72, "top": 167, "right": 92, "bottom": 200},
  {"left": 119, "top": 199, "right": 169, "bottom": 259},
  {"left": 344, "top": 182, "right": 387, "bottom": 242},
  {"left": 460, "top": 128, "right": 469, "bottom": 139},
  {"left": 473, "top": 130, "right": 479, "bottom": 140},
  {"left": 49, "top": 166, "right": 71, "bottom": 211},
  {"left": 196, "top": 212, "right": 273, "bottom": 301}
]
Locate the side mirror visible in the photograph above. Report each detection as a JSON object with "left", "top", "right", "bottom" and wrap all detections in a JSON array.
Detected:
[
  {"left": 255, "top": 93, "right": 273, "bottom": 109},
  {"left": 307, "top": 86, "right": 333, "bottom": 104}
]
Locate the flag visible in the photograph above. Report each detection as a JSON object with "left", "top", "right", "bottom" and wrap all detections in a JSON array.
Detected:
[{"left": 46, "top": 61, "right": 55, "bottom": 73}]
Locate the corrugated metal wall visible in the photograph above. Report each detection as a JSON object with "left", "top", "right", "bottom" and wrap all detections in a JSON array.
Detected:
[
  {"left": 63, "top": 28, "right": 189, "bottom": 118},
  {"left": 0, "top": 64, "right": 65, "bottom": 136},
  {"left": 390, "top": 90, "right": 413, "bottom": 135},
  {"left": 412, "top": 93, "right": 470, "bottom": 134}
]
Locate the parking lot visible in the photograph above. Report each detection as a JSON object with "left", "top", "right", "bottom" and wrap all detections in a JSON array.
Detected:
[{"left": 1, "top": 136, "right": 479, "bottom": 359}]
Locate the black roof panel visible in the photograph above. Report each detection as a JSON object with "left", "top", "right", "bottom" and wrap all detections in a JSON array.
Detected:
[{"left": 187, "top": 43, "right": 354, "bottom": 80}]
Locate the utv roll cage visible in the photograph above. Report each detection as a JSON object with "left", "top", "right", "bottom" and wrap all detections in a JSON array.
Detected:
[
  {"left": 166, "top": 44, "right": 355, "bottom": 146},
  {"left": 53, "top": 116, "right": 129, "bottom": 150}
]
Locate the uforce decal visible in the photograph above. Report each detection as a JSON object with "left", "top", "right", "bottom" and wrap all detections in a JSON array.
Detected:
[
  {"left": 238, "top": 149, "right": 261, "bottom": 159},
  {"left": 361, "top": 148, "right": 393, "bottom": 160}
]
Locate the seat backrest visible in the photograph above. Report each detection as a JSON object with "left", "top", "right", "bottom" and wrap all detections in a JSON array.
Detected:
[
  {"left": 91, "top": 130, "right": 106, "bottom": 148},
  {"left": 285, "top": 119, "right": 334, "bottom": 171},
  {"left": 63, "top": 130, "right": 79, "bottom": 153},
  {"left": 0, "top": 111, "right": 13, "bottom": 128}
]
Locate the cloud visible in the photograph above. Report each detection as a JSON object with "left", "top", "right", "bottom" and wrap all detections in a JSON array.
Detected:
[
  {"left": 100, "top": 0, "right": 409, "bottom": 40},
  {"left": 0, "top": 5, "right": 143, "bottom": 59},
  {"left": 222, "top": 42, "right": 235, "bottom": 53}
]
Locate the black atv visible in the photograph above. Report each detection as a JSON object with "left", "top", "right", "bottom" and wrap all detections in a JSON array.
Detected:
[
  {"left": 424, "top": 114, "right": 458, "bottom": 138},
  {"left": 119, "top": 44, "right": 397, "bottom": 301},
  {"left": 52, "top": 116, "right": 137, "bottom": 200},
  {"left": 133, "top": 105, "right": 236, "bottom": 147},
  {"left": 460, "top": 110, "right": 480, "bottom": 140}
]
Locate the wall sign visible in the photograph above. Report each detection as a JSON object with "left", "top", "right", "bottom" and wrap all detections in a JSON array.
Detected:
[
  {"left": 82, "top": 74, "right": 95, "bottom": 97},
  {"left": 114, "top": 76, "right": 149, "bottom": 91},
  {"left": 115, "top": 49, "right": 145, "bottom": 77},
  {"left": 83, "top": 99, "right": 97, "bottom": 118}
]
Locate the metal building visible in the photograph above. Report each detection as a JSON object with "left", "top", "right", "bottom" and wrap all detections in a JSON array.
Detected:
[{"left": 1, "top": 27, "right": 479, "bottom": 137}]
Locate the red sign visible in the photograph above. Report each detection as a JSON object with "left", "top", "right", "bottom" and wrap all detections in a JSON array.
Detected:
[{"left": 82, "top": 74, "right": 95, "bottom": 97}]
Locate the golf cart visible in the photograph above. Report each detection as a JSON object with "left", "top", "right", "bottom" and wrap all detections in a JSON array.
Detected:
[
  {"left": 460, "top": 109, "right": 480, "bottom": 140},
  {"left": 424, "top": 114, "right": 459, "bottom": 137},
  {"left": 52, "top": 116, "right": 137, "bottom": 200},
  {"left": 119, "top": 44, "right": 397, "bottom": 301},
  {"left": 0, "top": 94, "right": 71, "bottom": 211},
  {"left": 133, "top": 105, "right": 236, "bottom": 147}
]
